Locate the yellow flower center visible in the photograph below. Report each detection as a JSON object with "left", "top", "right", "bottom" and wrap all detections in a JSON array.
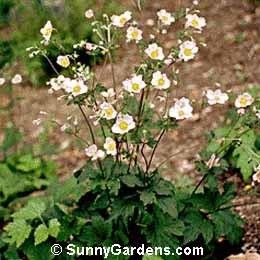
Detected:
[
  {"left": 184, "top": 48, "right": 192, "bottom": 57},
  {"left": 120, "top": 17, "right": 127, "bottom": 25},
  {"left": 191, "top": 19, "right": 199, "bottom": 27},
  {"left": 240, "top": 97, "right": 248, "bottom": 106},
  {"left": 132, "top": 83, "right": 140, "bottom": 91},
  {"left": 178, "top": 110, "right": 185, "bottom": 117},
  {"left": 108, "top": 143, "right": 116, "bottom": 151},
  {"left": 162, "top": 16, "right": 169, "bottom": 22},
  {"left": 131, "top": 30, "right": 139, "bottom": 39},
  {"left": 158, "top": 78, "right": 165, "bottom": 86},
  {"left": 44, "top": 28, "right": 52, "bottom": 36},
  {"left": 151, "top": 50, "right": 159, "bottom": 59},
  {"left": 119, "top": 121, "right": 129, "bottom": 131},
  {"left": 73, "top": 86, "right": 81, "bottom": 93},
  {"left": 61, "top": 59, "right": 69, "bottom": 67},
  {"left": 105, "top": 108, "right": 113, "bottom": 117}
]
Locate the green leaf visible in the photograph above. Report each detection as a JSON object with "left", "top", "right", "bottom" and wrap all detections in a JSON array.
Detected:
[
  {"left": 4, "top": 219, "right": 32, "bottom": 247},
  {"left": 3, "top": 246, "right": 20, "bottom": 259},
  {"left": 145, "top": 210, "right": 183, "bottom": 247},
  {"left": 12, "top": 199, "right": 46, "bottom": 220},
  {"left": 51, "top": 177, "right": 87, "bottom": 203},
  {"left": 79, "top": 216, "right": 112, "bottom": 245},
  {"left": 16, "top": 154, "right": 41, "bottom": 172},
  {"left": 23, "top": 239, "right": 54, "bottom": 260},
  {"left": 34, "top": 224, "right": 49, "bottom": 245},
  {"left": 0, "top": 126, "right": 22, "bottom": 152},
  {"left": 184, "top": 227, "right": 200, "bottom": 244},
  {"left": 48, "top": 218, "right": 61, "bottom": 238},
  {"left": 200, "top": 220, "right": 214, "bottom": 243},
  {"left": 172, "top": 220, "right": 185, "bottom": 236},
  {"left": 153, "top": 180, "right": 173, "bottom": 195},
  {"left": 121, "top": 175, "right": 143, "bottom": 188},
  {"left": 140, "top": 191, "right": 156, "bottom": 206},
  {"left": 233, "top": 146, "right": 254, "bottom": 181},
  {"left": 157, "top": 197, "right": 178, "bottom": 218},
  {"left": 212, "top": 210, "right": 243, "bottom": 244},
  {"left": 184, "top": 211, "right": 209, "bottom": 244},
  {"left": 107, "top": 179, "right": 121, "bottom": 196}
]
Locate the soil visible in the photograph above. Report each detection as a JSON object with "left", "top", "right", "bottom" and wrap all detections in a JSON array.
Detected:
[{"left": 0, "top": 0, "right": 259, "bottom": 257}]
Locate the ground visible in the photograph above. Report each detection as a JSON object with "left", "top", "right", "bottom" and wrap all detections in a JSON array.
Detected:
[{"left": 0, "top": 0, "right": 259, "bottom": 257}]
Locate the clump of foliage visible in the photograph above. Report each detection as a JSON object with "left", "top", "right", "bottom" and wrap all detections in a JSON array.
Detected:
[
  {"left": 0, "top": 77, "right": 57, "bottom": 223},
  {"left": 2, "top": 1, "right": 258, "bottom": 259},
  {"left": 0, "top": 158, "right": 243, "bottom": 259},
  {"left": 0, "top": 126, "right": 57, "bottom": 218},
  {"left": 0, "top": 0, "right": 14, "bottom": 26},
  {"left": 202, "top": 86, "right": 260, "bottom": 181}
]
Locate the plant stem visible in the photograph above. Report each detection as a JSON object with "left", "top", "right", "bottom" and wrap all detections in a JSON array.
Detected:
[
  {"left": 108, "top": 51, "right": 117, "bottom": 99},
  {"left": 52, "top": 120, "right": 89, "bottom": 145},
  {"left": 78, "top": 104, "right": 96, "bottom": 145},
  {"left": 207, "top": 201, "right": 260, "bottom": 215},
  {"left": 141, "top": 143, "right": 148, "bottom": 170},
  {"left": 146, "top": 129, "right": 166, "bottom": 173},
  {"left": 43, "top": 54, "right": 59, "bottom": 76},
  {"left": 155, "top": 144, "right": 200, "bottom": 170},
  {"left": 134, "top": 89, "right": 145, "bottom": 165}
]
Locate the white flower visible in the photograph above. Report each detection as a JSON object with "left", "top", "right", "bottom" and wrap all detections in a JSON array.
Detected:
[
  {"left": 145, "top": 43, "right": 165, "bottom": 60},
  {"left": 85, "top": 42, "right": 97, "bottom": 51},
  {"left": 256, "top": 110, "right": 260, "bottom": 119},
  {"left": 126, "top": 26, "right": 143, "bottom": 43},
  {"left": 100, "top": 102, "right": 117, "bottom": 120},
  {"left": 111, "top": 11, "right": 132, "bottom": 28},
  {"left": 85, "top": 9, "right": 94, "bottom": 19},
  {"left": 56, "top": 55, "right": 70, "bottom": 68},
  {"left": 185, "top": 14, "right": 206, "bottom": 31},
  {"left": 206, "top": 154, "right": 220, "bottom": 169},
  {"left": 161, "top": 29, "right": 167, "bottom": 34},
  {"left": 94, "top": 150, "right": 106, "bottom": 160},
  {"left": 65, "top": 79, "right": 88, "bottom": 96},
  {"left": 164, "top": 54, "right": 174, "bottom": 65},
  {"left": 11, "top": 74, "right": 22, "bottom": 84},
  {"left": 151, "top": 71, "right": 171, "bottom": 90},
  {"left": 101, "top": 88, "right": 115, "bottom": 98},
  {"left": 179, "top": 40, "right": 198, "bottom": 62},
  {"left": 205, "top": 89, "right": 229, "bottom": 105},
  {"left": 0, "top": 78, "right": 5, "bottom": 86},
  {"left": 237, "top": 108, "right": 245, "bottom": 115},
  {"left": 48, "top": 78, "right": 59, "bottom": 91},
  {"left": 123, "top": 74, "right": 146, "bottom": 93},
  {"left": 169, "top": 97, "right": 193, "bottom": 120},
  {"left": 32, "top": 118, "right": 42, "bottom": 126},
  {"left": 112, "top": 114, "right": 136, "bottom": 134},
  {"left": 104, "top": 137, "right": 117, "bottom": 156},
  {"left": 40, "top": 21, "right": 54, "bottom": 43},
  {"left": 85, "top": 145, "right": 97, "bottom": 157},
  {"left": 85, "top": 144, "right": 105, "bottom": 161},
  {"left": 146, "top": 19, "right": 155, "bottom": 26},
  {"left": 235, "top": 92, "right": 254, "bottom": 108},
  {"left": 60, "top": 123, "right": 71, "bottom": 132},
  {"left": 157, "top": 9, "right": 175, "bottom": 26},
  {"left": 48, "top": 75, "right": 67, "bottom": 91},
  {"left": 252, "top": 171, "right": 260, "bottom": 183}
]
